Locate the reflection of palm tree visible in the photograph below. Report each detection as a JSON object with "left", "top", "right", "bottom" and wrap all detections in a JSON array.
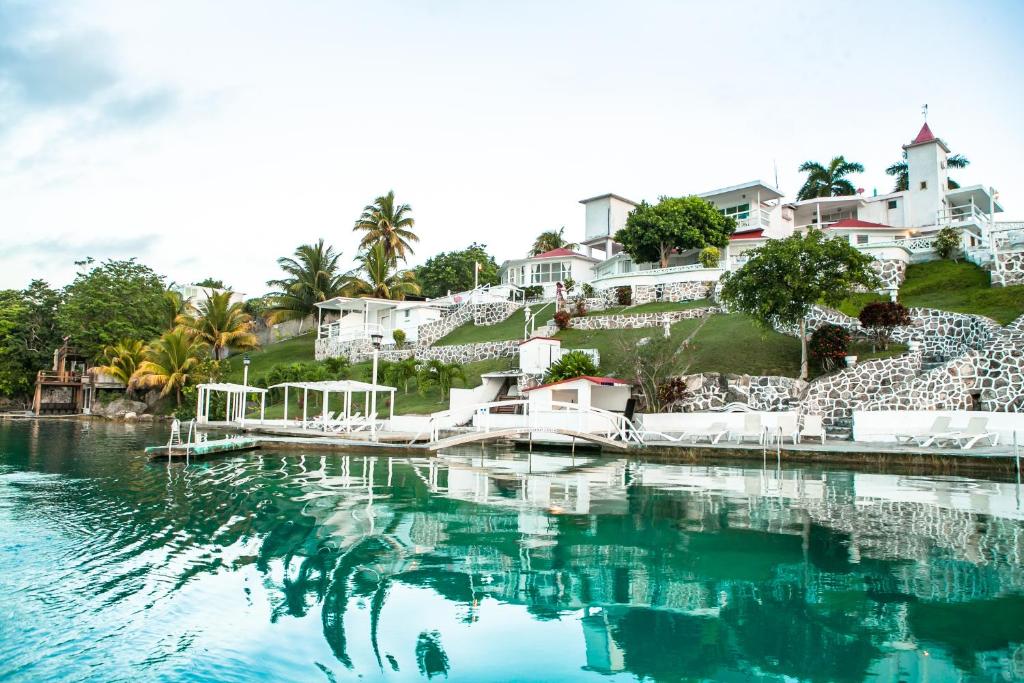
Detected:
[{"left": 415, "top": 630, "right": 450, "bottom": 679}]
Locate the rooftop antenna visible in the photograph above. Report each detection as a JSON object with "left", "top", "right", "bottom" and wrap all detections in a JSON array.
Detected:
[
  {"left": 922, "top": 103, "right": 928, "bottom": 121},
  {"left": 773, "top": 159, "right": 779, "bottom": 189}
]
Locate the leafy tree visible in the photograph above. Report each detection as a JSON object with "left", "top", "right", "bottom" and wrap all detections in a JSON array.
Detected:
[
  {"left": 719, "top": 230, "right": 881, "bottom": 380},
  {"left": 417, "top": 359, "right": 465, "bottom": 399},
  {"left": 385, "top": 357, "right": 419, "bottom": 394},
  {"left": 415, "top": 243, "right": 499, "bottom": 298},
  {"left": 858, "top": 301, "right": 911, "bottom": 351},
  {"left": 92, "top": 340, "right": 148, "bottom": 394},
  {"left": 345, "top": 243, "right": 421, "bottom": 300},
  {"left": 266, "top": 239, "right": 348, "bottom": 326},
  {"left": 56, "top": 259, "right": 166, "bottom": 362},
  {"left": 809, "top": 324, "right": 851, "bottom": 372},
  {"left": 615, "top": 196, "right": 735, "bottom": 268},
  {"left": 179, "top": 291, "right": 259, "bottom": 360},
  {"left": 796, "top": 156, "right": 864, "bottom": 200},
  {"left": 886, "top": 152, "right": 969, "bottom": 192},
  {"left": 161, "top": 290, "right": 191, "bottom": 331},
  {"left": 530, "top": 227, "right": 576, "bottom": 256},
  {"left": 133, "top": 329, "right": 207, "bottom": 406},
  {"left": 0, "top": 290, "right": 30, "bottom": 397},
  {"left": 544, "top": 350, "right": 599, "bottom": 382},
  {"left": 935, "top": 227, "right": 961, "bottom": 260},
  {"left": 610, "top": 333, "right": 687, "bottom": 413},
  {"left": 391, "top": 328, "right": 407, "bottom": 348},
  {"left": 193, "top": 278, "right": 227, "bottom": 289},
  {"left": 0, "top": 281, "right": 62, "bottom": 398},
  {"left": 353, "top": 190, "right": 418, "bottom": 262}
]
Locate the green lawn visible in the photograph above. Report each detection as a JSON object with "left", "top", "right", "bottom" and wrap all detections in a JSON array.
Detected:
[
  {"left": 835, "top": 261, "right": 1024, "bottom": 324},
  {"left": 225, "top": 332, "right": 316, "bottom": 383},
  {"left": 435, "top": 307, "right": 538, "bottom": 346}
]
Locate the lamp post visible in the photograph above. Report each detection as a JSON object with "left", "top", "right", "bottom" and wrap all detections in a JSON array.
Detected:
[
  {"left": 241, "top": 354, "right": 251, "bottom": 427},
  {"left": 370, "top": 333, "right": 383, "bottom": 441}
]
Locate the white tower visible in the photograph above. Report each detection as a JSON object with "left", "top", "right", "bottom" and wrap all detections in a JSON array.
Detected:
[{"left": 903, "top": 122, "right": 950, "bottom": 228}]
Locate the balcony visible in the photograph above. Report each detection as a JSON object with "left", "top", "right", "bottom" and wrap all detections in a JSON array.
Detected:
[
  {"left": 938, "top": 204, "right": 991, "bottom": 231},
  {"left": 317, "top": 322, "right": 391, "bottom": 344},
  {"left": 731, "top": 207, "right": 772, "bottom": 230},
  {"left": 591, "top": 263, "right": 725, "bottom": 288}
]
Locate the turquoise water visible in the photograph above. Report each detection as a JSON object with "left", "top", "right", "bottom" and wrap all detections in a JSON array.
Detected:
[{"left": 1, "top": 421, "right": 1023, "bottom": 682}]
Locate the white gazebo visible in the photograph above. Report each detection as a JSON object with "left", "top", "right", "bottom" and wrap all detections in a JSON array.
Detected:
[
  {"left": 269, "top": 380, "right": 397, "bottom": 438},
  {"left": 196, "top": 382, "right": 268, "bottom": 426}
]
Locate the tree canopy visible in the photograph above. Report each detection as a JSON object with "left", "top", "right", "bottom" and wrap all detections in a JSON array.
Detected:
[
  {"left": 266, "top": 239, "right": 348, "bottom": 325},
  {"left": 719, "top": 230, "right": 880, "bottom": 379},
  {"left": 415, "top": 243, "right": 499, "bottom": 298},
  {"left": 530, "top": 227, "right": 576, "bottom": 256},
  {"left": 353, "top": 190, "right": 419, "bottom": 262},
  {"left": 346, "top": 243, "right": 421, "bottom": 300},
  {"left": 615, "top": 196, "right": 735, "bottom": 268},
  {"left": 796, "top": 156, "right": 864, "bottom": 200},
  {"left": 56, "top": 259, "right": 166, "bottom": 362}
]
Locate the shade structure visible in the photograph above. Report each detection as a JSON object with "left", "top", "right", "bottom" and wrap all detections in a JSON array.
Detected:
[
  {"left": 195, "top": 383, "right": 268, "bottom": 426},
  {"left": 268, "top": 380, "right": 397, "bottom": 439}
]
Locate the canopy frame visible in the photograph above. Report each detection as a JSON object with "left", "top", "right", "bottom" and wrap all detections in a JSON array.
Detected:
[
  {"left": 196, "top": 383, "right": 267, "bottom": 426},
  {"left": 269, "top": 380, "right": 397, "bottom": 439}
]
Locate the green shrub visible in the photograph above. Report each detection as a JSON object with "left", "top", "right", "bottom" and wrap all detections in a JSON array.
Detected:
[
  {"left": 615, "top": 286, "right": 632, "bottom": 306},
  {"left": 392, "top": 329, "right": 407, "bottom": 348},
  {"left": 935, "top": 227, "right": 961, "bottom": 260},
  {"left": 698, "top": 246, "right": 721, "bottom": 268},
  {"left": 581, "top": 282, "right": 595, "bottom": 298},
  {"left": 809, "top": 324, "right": 851, "bottom": 372},
  {"left": 522, "top": 285, "right": 544, "bottom": 300},
  {"left": 553, "top": 310, "right": 572, "bottom": 330},
  {"left": 544, "top": 350, "right": 599, "bottom": 382}
]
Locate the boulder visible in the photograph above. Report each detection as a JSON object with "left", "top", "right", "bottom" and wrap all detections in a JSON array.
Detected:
[{"left": 95, "top": 398, "right": 148, "bottom": 419}]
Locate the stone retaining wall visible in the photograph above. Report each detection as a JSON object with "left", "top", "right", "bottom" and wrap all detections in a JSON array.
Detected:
[
  {"left": 974, "top": 314, "right": 1024, "bottom": 412},
  {"left": 598, "top": 281, "right": 715, "bottom": 307},
  {"left": 416, "top": 301, "right": 522, "bottom": 347},
  {"left": 991, "top": 248, "right": 1024, "bottom": 287},
  {"left": 871, "top": 258, "right": 908, "bottom": 291},
  {"left": 473, "top": 301, "right": 521, "bottom": 326},
  {"left": 373, "top": 340, "right": 519, "bottom": 365},
  {"left": 560, "top": 307, "right": 716, "bottom": 331},
  {"left": 800, "top": 352, "right": 924, "bottom": 429},
  {"left": 666, "top": 373, "right": 807, "bottom": 413},
  {"left": 859, "top": 354, "right": 978, "bottom": 413}
]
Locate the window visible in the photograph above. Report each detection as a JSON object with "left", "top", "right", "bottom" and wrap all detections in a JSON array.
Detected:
[
  {"left": 531, "top": 261, "right": 570, "bottom": 284},
  {"left": 887, "top": 199, "right": 898, "bottom": 209},
  {"left": 719, "top": 203, "right": 750, "bottom": 220},
  {"left": 856, "top": 235, "right": 869, "bottom": 245},
  {"left": 920, "top": 181, "right": 927, "bottom": 190},
  {"left": 404, "top": 310, "right": 410, "bottom": 319}
]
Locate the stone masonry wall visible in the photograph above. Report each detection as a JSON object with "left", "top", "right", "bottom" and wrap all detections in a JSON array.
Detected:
[
  {"left": 871, "top": 259, "right": 908, "bottom": 291},
  {"left": 372, "top": 340, "right": 519, "bottom": 365},
  {"left": 559, "top": 307, "right": 716, "bottom": 331},
  {"left": 859, "top": 354, "right": 978, "bottom": 413},
  {"left": 416, "top": 301, "right": 521, "bottom": 347},
  {"left": 598, "top": 281, "right": 715, "bottom": 307},
  {"left": 991, "top": 248, "right": 1024, "bottom": 287},
  {"left": 473, "top": 301, "right": 522, "bottom": 326},
  {"left": 666, "top": 373, "right": 807, "bottom": 413},
  {"left": 974, "top": 314, "right": 1024, "bottom": 412}
]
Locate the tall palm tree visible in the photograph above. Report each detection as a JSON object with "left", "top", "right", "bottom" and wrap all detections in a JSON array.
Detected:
[
  {"left": 266, "top": 239, "right": 348, "bottom": 326},
  {"left": 796, "top": 156, "right": 864, "bottom": 200},
  {"left": 353, "top": 190, "right": 418, "bottom": 262},
  {"left": 529, "top": 226, "right": 577, "bottom": 256},
  {"left": 345, "top": 243, "right": 421, "bottom": 300},
  {"left": 133, "top": 329, "right": 205, "bottom": 406},
  {"left": 886, "top": 152, "right": 969, "bottom": 192},
  {"left": 417, "top": 359, "right": 465, "bottom": 399},
  {"left": 179, "top": 291, "right": 259, "bottom": 360},
  {"left": 92, "top": 339, "right": 148, "bottom": 395},
  {"left": 161, "top": 290, "right": 191, "bottom": 331}
]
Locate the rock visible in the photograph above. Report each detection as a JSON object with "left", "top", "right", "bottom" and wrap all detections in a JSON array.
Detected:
[
  {"left": 123, "top": 412, "right": 137, "bottom": 421},
  {"left": 94, "top": 397, "right": 148, "bottom": 419}
]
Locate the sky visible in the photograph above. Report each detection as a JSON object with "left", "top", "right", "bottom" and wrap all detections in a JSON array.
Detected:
[{"left": 2, "top": 0, "right": 1023, "bottom": 295}]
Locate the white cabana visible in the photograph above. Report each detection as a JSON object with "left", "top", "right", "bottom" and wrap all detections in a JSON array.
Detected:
[
  {"left": 196, "top": 382, "right": 268, "bottom": 426},
  {"left": 269, "top": 379, "right": 397, "bottom": 439}
]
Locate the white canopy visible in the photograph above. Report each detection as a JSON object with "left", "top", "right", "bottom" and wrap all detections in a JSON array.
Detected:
[
  {"left": 198, "top": 382, "right": 267, "bottom": 393},
  {"left": 270, "top": 379, "right": 397, "bottom": 436},
  {"left": 269, "top": 380, "right": 395, "bottom": 393},
  {"left": 196, "top": 382, "right": 266, "bottom": 426}
]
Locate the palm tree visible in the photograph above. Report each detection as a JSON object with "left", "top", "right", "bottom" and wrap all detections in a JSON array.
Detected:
[
  {"left": 161, "top": 290, "right": 191, "bottom": 331},
  {"left": 385, "top": 357, "right": 419, "bottom": 394},
  {"left": 266, "top": 239, "right": 349, "bottom": 327},
  {"left": 417, "top": 359, "right": 465, "bottom": 399},
  {"left": 133, "top": 329, "right": 205, "bottom": 406},
  {"left": 353, "top": 190, "right": 418, "bottom": 262},
  {"left": 345, "top": 243, "right": 421, "bottom": 300},
  {"left": 92, "top": 339, "right": 148, "bottom": 395},
  {"left": 886, "top": 152, "right": 969, "bottom": 192},
  {"left": 796, "top": 156, "right": 864, "bottom": 200},
  {"left": 179, "top": 291, "right": 259, "bottom": 360},
  {"left": 530, "top": 226, "right": 577, "bottom": 256}
]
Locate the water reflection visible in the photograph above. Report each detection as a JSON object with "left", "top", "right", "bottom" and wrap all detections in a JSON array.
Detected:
[{"left": 0, "top": 421, "right": 1023, "bottom": 681}]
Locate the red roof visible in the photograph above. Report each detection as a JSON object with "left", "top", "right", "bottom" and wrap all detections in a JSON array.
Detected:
[
  {"left": 911, "top": 122, "right": 936, "bottom": 144},
  {"left": 532, "top": 247, "right": 588, "bottom": 259},
  {"left": 730, "top": 228, "right": 764, "bottom": 240},
  {"left": 829, "top": 219, "right": 895, "bottom": 229},
  {"left": 523, "top": 375, "right": 630, "bottom": 392}
]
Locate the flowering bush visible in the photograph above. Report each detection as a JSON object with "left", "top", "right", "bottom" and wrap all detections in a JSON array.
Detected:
[
  {"left": 809, "top": 324, "right": 851, "bottom": 372},
  {"left": 858, "top": 301, "right": 911, "bottom": 350},
  {"left": 935, "top": 227, "right": 961, "bottom": 260},
  {"left": 615, "top": 286, "right": 632, "bottom": 306},
  {"left": 553, "top": 310, "right": 572, "bottom": 330},
  {"left": 572, "top": 296, "right": 588, "bottom": 317},
  {"left": 656, "top": 376, "right": 690, "bottom": 410}
]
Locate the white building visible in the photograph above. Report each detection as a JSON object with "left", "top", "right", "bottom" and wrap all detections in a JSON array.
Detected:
[
  {"left": 173, "top": 284, "right": 246, "bottom": 306},
  {"left": 315, "top": 296, "right": 445, "bottom": 345},
  {"left": 498, "top": 247, "right": 600, "bottom": 298}
]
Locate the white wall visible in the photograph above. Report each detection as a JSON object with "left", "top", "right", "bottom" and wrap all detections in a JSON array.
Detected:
[
  {"left": 906, "top": 140, "right": 948, "bottom": 228},
  {"left": 448, "top": 378, "right": 505, "bottom": 425},
  {"left": 853, "top": 410, "right": 1024, "bottom": 445},
  {"left": 640, "top": 411, "right": 798, "bottom": 436},
  {"left": 519, "top": 338, "right": 561, "bottom": 375},
  {"left": 584, "top": 196, "right": 634, "bottom": 241},
  {"left": 591, "top": 385, "right": 631, "bottom": 412}
]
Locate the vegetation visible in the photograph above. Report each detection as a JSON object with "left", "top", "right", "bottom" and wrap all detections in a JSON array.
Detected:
[
  {"left": 553, "top": 310, "right": 572, "bottom": 330},
  {"left": 161, "top": 290, "right": 190, "bottom": 331},
  {"left": 699, "top": 246, "right": 720, "bottom": 268},
  {"left": 858, "top": 301, "right": 911, "bottom": 350},
  {"left": 0, "top": 281, "right": 62, "bottom": 398},
  {"left": 529, "top": 227, "right": 576, "bottom": 256},
  {"left": 193, "top": 278, "right": 227, "bottom": 289},
  {"left": 265, "top": 239, "right": 348, "bottom": 325},
  {"left": 385, "top": 357, "right": 419, "bottom": 394},
  {"left": 544, "top": 349, "right": 599, "bottom": 382},
  {"left": 886, "top": 151, "right": 969, "bottom": 192},
  {"left": 935, "top": 227, "right": 961, "bottom": 259},
  {"left": 179, "top": 291, "right": 259, "bottom": 360},
  {"left": 521, "top": 285, "right": 544, "bottom": 300},
  {"left": 56, "top": 259, "right": 167, "bottom": 362},
  {"left": 346, "top": 243, "right": 421, "bottom": 300},
  {"left": 615, "top": 286, "right": 631, "bottom": 306},
  {"left": 133, "top": 329, "right": 206, "bottom": 406},
  {"left": 392, "top": 328, "right": 407, "bottom": 348},
  {"left": 609, "top": 332, "right": 689, "bottom": 412},
  {"left": 615, "top": 196, "right": 735, "bottom": 268},
  {"left": 720, "top": 230, "right": 880, "bottom": 379},
  {"left": 353, "top": 190, "right": 418, "bottom": 262},
  {"left": 93, "top": 340, "right": 148, "bottom": 393},
  {"left": 809, "top": 324, "right": 851, "bottom": 372},
  {"left": 796, "top": 156, "right": 863, "bottom": 200},
  {"left": 415, "top": 243, "right": 499, "bottom": 298},
  {"left": 417, "top": 360, "right": 465, "bottom": 399}
]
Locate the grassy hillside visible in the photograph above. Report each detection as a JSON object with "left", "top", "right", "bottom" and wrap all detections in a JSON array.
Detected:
[
  {"left": 225, "top": 332, "right": 316, "bottom": 383},
  {"left": 836, "top": 261, "right": 1024, "bottom": 324}
]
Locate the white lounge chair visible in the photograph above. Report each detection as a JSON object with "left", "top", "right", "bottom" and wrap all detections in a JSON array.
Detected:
[
  {"left": 799, "top": 415, "right": 826, "bottom": 444},
  {"left": 774, "top": 414, "right": 799, "bottom": 444},
  {"left": 731, "top": 414, "right": 764, "bottom": 444},
  {"left": 895, "top": 416, "right": 952, "bottom": 445},
  {"left": 689, "top": 422, "right": 730, "bottom": 444},
  {"left": 942, "top": 417, "right": 999, "bottom": 450},
  {"left": 303, "top": 411, "right": 336, "bottom": 430}
]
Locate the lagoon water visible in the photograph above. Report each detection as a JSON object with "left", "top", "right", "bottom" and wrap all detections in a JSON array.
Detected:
[{"left": 1, "top": 421, "right": 1023, "bottom": 682}]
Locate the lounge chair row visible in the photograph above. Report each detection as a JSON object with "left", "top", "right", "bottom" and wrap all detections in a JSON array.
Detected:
[
  {"left": 895, "top": 416, "right": 999, "bottom": 450},
  {"left": 302, "top": 411, "right": 382, "bottom": 434}
]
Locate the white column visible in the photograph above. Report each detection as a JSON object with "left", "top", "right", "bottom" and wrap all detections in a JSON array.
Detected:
[
  {"left": 196, "top": 387, "right": 204, "bottom": 423},
  {"left": 260, "top": 393, "right": 265, "bottom": 424},
  {"left": 204, "top": 387, "right": 211, "bottom": 423},
  {"left": 389, "top": 391, "right": 394, "bottom": 421},
  {"left": 283, "top": 386, "right": 289, "bottom": 424},
  {"left": 322, "top": 390, "right": 328, "bottom": 425},
  {"left": 302, "top": 388, "right": 308, "bottom": 428}
]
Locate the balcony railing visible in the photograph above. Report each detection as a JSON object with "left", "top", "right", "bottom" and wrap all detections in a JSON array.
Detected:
[
  {"left": 938, "top": 204, "right": 991, "bottom": 228},
  {"left": 318, "top": 322, "right": 389, "bottom": 342},
  {"left": 731, "top": 208, "right": 772, "bottom": 230}
]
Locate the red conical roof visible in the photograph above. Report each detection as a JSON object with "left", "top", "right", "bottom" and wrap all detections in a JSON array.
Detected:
[{"left": 912, "top": 122, "right": 936, "bottom": 144}]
